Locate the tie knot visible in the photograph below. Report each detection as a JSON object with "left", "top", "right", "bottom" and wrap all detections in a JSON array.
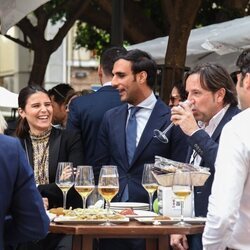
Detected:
[{"left": 129, "top": 107, "right": 141, "bottom": 118}]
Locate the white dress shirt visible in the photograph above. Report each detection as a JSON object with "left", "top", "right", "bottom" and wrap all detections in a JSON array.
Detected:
[
  {"left": 190, "top": 104, "right": 230, "bottom": 166},
  {"left": 203, "top": 108, "right": 250, "bottom": 250},
  {"left": 127, "top": 91, "right": 157, "bottom": 146}
]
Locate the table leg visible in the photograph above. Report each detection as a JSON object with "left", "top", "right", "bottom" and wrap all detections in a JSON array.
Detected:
[
  {"left": 72, "top": 235, "right": 82, "bottom": 250},
  {"left": 82, "top": 236, "right": 94, "bottom": 250},
  {"left": 146, "top": 238, "right": 157, "bottom": 250},
  {"left": 158, "top": 235, "right": 170, "bottom": 250}
]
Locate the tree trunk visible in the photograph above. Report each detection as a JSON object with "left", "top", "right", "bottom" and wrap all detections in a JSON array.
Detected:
[
  {"left": 11, "top": 0, "right": 92, "bottom": 86},
  {"left": 160, "top": 0, "right": 202, "bottom": 104},
  {"left": 28, "top": 49, "right": 51, "bottom": 85}
]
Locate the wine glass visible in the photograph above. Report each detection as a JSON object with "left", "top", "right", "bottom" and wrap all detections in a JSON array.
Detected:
[
  {"left": 154, "top": 123, "right": 174, "bottom": 143},
  {"left": 55, "top": 162, "right": 74, "bottom": 209},
  {"left": 74, "top": 165, "right": 95, "bottom": 209},
  {"left": 98, "top": 165, "right": 119, "bottom": 226},
  {"left": 154, "top": 100, "right": 192, "bottom": 143},
  {"left": 142, "top": 164, "right": 158, "bottom": 211},
  {"left": 172, "top": 170, "right": 192, "bottom": 226}
]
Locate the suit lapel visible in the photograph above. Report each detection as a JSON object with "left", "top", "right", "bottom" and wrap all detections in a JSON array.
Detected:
[
  {"left": 186, "top": 146, "right": 194, "bottom": 163},
  {"left": 199, "top": 105, "right": 240, "bottom": 165},
  {"left": 211, "top": 105, "right": 239, "bottom": 141},
  {"left": 112, "top": 105, "right": 129, "bottom": 166},
  {"left": 131, "top": 99, "right": 171, "bottom": 166},
  {"left": 23, "top": 138, "right": 34, "bottom": 167}
]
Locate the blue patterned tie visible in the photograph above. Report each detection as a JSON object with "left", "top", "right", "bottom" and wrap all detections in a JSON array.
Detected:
[{"left": 126, "top": 107, "right": 140, "bottom": 165}]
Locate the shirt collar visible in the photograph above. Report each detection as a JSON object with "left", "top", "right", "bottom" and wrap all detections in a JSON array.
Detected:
[
  {"left": 127, "top": 91, "right": 157, "bottom": 110},
  {"left": 198, "top": 104, "right": 230, "bottom": 135}
]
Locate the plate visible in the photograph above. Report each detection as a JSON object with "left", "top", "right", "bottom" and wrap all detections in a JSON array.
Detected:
[
  {"left": 136, "top": 217, "right": 206, "bottom": 225},
  {"left": 54, "top": 216, "right": 130, "bottom": 225},
  {"left": 136, "top": 217, "right": 179, "bottom": 225},
  {"left": 110, "top": 202, "right": 149, "bottom": 210},
  {"left": 46, "top": 211, "right": 57, "bottom": 222},
  {"left": 183, "top": 217, "right": 206, "bottom": 224},
  {"left": 124, "top": 210, "right": 158, "bottom": 219}
]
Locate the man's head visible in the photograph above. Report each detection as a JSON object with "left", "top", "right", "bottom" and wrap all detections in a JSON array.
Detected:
[
  {"left": 48, "top": 83, "right": 73, "bottom": 126},
  {"left": 112, "top": 49, "right": 157, "bottom": 106},
  {"left": 236, "top": 49, "right": 250, "bottom": 109},
  {"left": 184, "top": 63, "right": 237, "bottom": 124},
  {"left": 98, "top": 46, "right": 127, "bottom": 84},
  {"left": 169, "top": 80, "right": 187, "bottom": 108}
]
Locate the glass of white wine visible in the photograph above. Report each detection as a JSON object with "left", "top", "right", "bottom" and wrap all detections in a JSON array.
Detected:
[
  {"left": 98, "top": 165, "right": 119, "bottom": 226},
  {"left": 55, "top": 162, "right": 74, "bottom": 209},
  {"left": 75, "top": 165, "right": 95, "bottom": 209},
  {"left": 172, "top": 170, "right": 192, "bottom": 226},
  {"left": 142, "top": 164, "right": 158, "bottom": 211}
]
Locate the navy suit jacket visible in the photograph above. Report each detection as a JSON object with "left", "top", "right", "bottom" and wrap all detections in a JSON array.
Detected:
[
  {"left": 67, "top": 85, "right": 122, "bottom": 166},
  {"left": 186, "top": 105, "right": 241, "bottom": 217},
  {"left": 0, "top": 135, "right": 49, "bottom": 249},
  {"left": 94, "top": 98, "right": 188, "bottom": 203}
]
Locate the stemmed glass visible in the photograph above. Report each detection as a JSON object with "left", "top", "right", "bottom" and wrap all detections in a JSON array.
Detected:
[
  {"left": 98, "top": 165, "right": 119, "bottom": 226},
  {"left": 154, "top": 123, "right": 174, "bottom": 143},
  {"left": 74, "top": 165, "right": 95, "bottom": 209},
  {"left": 172, "top": 170, "right": 192, "bottom": 226},
  {"left": 142, "top": 164, "right": 158, "bottom": 212},
  {"left": 55, "top": 162, "right": 74, "bottom": 209},
  {"left": 154, "top": 100, "right": 191, "bottom": 143}
]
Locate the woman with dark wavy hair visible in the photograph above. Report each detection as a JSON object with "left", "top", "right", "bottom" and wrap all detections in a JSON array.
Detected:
[{"left": 16, "top": 85, "right": 84, "bottom": 250}]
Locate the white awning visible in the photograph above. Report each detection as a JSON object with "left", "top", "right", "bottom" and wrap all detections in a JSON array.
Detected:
[
  {"left": 0, "top": 87, "right": 18, "bottom": 108},
  {"left": 0, "top": 0, "right": 50, "bottom": 34},
  {"left": 128, "top": 16, "right": 250, "bottom": 73}
]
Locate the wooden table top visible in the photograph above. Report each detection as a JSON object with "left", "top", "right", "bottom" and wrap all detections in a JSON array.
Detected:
[{"left": 50, "top": 221, "right": 204, "bottom": 236}]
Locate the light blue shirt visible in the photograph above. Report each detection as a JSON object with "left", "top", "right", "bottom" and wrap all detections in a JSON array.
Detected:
[{"left": 127, "top": 92, "right": 157, "bottom": 146}]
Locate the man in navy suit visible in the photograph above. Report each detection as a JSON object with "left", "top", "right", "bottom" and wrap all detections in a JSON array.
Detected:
[
  {"left": 1, "top": 134, "right": 49, "bottom": 250},
  {"left": 95, "top": 49, "right": 188, "bottom": 250},
  {"left": 67, "top": 46, "right": 127, "bottom": 166},
  {"left": 170, "top": 63, "right": 240, "bottom": 250}
]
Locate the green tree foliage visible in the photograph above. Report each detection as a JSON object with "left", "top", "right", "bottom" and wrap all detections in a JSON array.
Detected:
[
  {"left": 196, "top": 0, "right": 249, "bottom": 26},
  {"left": 74, "top": 23, "right": 110, "bottom": 56}
]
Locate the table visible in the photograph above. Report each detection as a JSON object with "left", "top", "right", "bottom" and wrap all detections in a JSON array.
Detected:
[{"left": 50, "top": 221, "right": 204, "bottom": 250}]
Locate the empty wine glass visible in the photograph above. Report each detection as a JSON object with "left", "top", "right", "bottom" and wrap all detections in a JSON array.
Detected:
[
  {"left": 98, "top": 165, "right": 119, "bottom": 226},
  {"left": 172, "top": 170, "right": 192, "bottom": 226},
  {"left": 55, "top": 162, "right": 74, "bottom": 209},
  {"left": 142, "top": 164, "right": 158, "bottom": 211},
  {"left": 74, "top": 165, "right": 95, "bottom": 209},
  {"left": 154, "top": 100, "right": 192, "bottom": 143}
]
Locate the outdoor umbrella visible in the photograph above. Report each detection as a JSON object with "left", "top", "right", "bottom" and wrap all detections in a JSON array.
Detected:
[{"left": 0, "top": 0, "right": 50, "bottom": 34}]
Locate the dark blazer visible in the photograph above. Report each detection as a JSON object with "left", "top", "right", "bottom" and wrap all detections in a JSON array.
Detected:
[
  {"left": 67, "top": 85, "right": 122, "bottom": 166},
  {"left": 1, "top": 135, "right": 49, "bottom": 249},
  {"left": 19, "top": 127, "right": 84, "bottom": 209},
  {"left": 186, "top": 105, "right": 241, "bottom": 217},
  {"left": 94, "top": 98, "right": 188, "bottom": 203}
]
